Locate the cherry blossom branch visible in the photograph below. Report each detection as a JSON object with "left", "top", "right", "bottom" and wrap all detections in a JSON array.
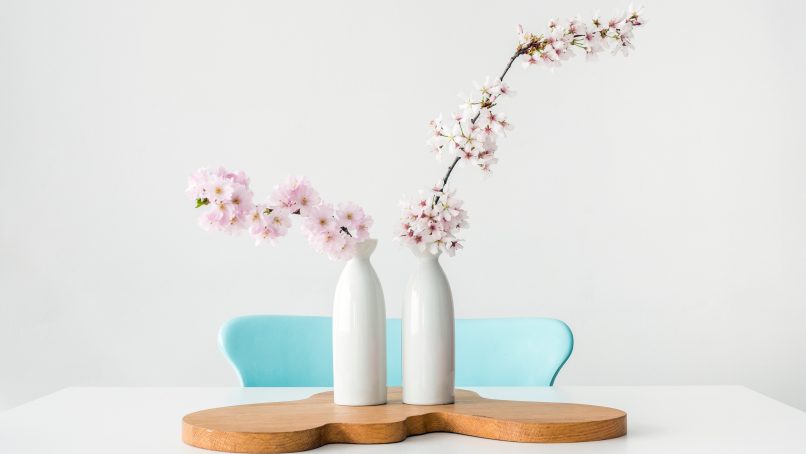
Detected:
[
  {"left": 399, "top": 7, "right": 645, "bottom": 257},
  {"left": 434, "top": 23, "right": 629, "bottom": 196},
  {"left": 187, "top": 170, "right": 371, "bottom": 260},
  {"left": 436, "top": 16, "right": 641, "bottom": 197}
]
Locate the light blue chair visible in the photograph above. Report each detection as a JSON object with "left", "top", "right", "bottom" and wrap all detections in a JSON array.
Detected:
[{"left": 219, "top": 316, "right": 573, "bottom": 387}]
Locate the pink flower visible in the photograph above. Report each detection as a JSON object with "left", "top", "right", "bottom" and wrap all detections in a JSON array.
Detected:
[
  {"left": 491, "top": 79, "right": 514, "bottom": 97},
  {"left": 305, "top": 203, "right": 336, "bottom": 232},
  {"left": 522, "top": 53, "right": 540, "bottom": 68},
  {"left": 427, "top": 115, "right": 449, "bottom": 158},
  {"left": 457, "top": 93, "right": 479, "bottom": 116},
  {"left": 608, "top": 13, "right": 626, "bottom": 32},
  {"left": 583, "top": 31, "right": 604, "bottom": 57},
  {"left": 445, "top": 239, "right": 464, "bottom": 257},
  {"left": 354, "top": 216, "right": 374, "bottom": 241},
  {"left": 473, "top": 76, "right": 495, "bottom": 98},
  {"left": 229, "top": 185, "right": 254, "bottom": 213},
  {"left": 247, "top": 204, "right": 268, "bottom": 231},
  {"left": 207, "top": 176, "right": 234, "bottom": 203},
  {"left": 329, "top": 236, "right": 357, "bottom": 261},
  {"left": 265, "top": 208, "right": 292, "bottom": 237},
  {"left": 568, "top": 17, "right": 587, "bottom": 36},
  {"left": 458, "top": 147, "right": 476, "bottom": 164},
  {"left": 245, "top": 204, "right": 290, "bottom": 246},
  {"left": 457, "top": 123, "right": 484, "bottom": 150},
  {"left": 186, "top": 168, "right": 209, "bottom": 200},
  {"left": 516, "top": 24, "right": 530, "bottom": 45},
  {"left": 294, "top": 186, "right": 321, "bottom": 215},
  {"left": 444, "top": 123, "right": 463, "bottom": 156},
  {"left": 627, "top": 5, "right": 646, "bottom": 27},
  {"left": 254, "top": 224, "right": 281, "bottom": 245},
  {"left": 309, "top": 227, "right": 346, "bottom": 258},
  {"left": 199, "top": 201, "right": 231, "bottom": 231},
  {"left": 336, "top": 202, "right": 365, "bottom": 230},
  {"left": 198, "top": 205, "right": 225, "bottom": 231},
  {"left": 270, "top": 176, "right": 321, "bottom": 215},
  {"left": 224, "top": 169, "right": 250, "bottom": 187}
]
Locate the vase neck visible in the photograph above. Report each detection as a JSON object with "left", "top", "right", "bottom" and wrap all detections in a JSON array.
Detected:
[
  {"left": 410, "top": 246, "right": 442, "bottom": 261},
  {"left": 353, "top": 238, "right": 377, "bottom": 260}
]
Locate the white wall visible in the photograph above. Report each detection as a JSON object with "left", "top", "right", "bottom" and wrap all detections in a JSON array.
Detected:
[{"left": 1, "top": 0, "right": 805, "bottom": 411}]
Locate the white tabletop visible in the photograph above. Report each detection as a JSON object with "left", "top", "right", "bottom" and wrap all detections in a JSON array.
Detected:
[{"left": 1, "top": 386, "right": 805, "bottom": 453}]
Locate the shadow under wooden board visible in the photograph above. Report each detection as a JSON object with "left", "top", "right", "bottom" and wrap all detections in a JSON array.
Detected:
[{"left": 182, "top": 388, "right": 627, "bottom": 453}]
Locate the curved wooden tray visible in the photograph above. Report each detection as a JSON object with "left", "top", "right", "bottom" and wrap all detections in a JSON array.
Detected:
[{"left": 182, "top": 388, "right": 626, "bottom": 453}]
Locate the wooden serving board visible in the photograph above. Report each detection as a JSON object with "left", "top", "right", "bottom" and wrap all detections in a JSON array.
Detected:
[{"left": 182, "top": 388, "right": 627, "bottom": 453}]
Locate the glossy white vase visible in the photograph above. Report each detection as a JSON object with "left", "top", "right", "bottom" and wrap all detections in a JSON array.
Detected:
[
  {"left": 332, "top": 238, "right": 387, "bottom": 406},
  {"left": 402, "top": 248, "right": 455, "bottom": 405}
]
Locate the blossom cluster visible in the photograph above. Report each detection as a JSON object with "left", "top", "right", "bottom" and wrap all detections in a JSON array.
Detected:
[
  {"left": 186, "top": 167, "right": 255, "bottom": 234},
  {"left": 427, "top": 77, "right": 513, "bottom": 176},
  {"left": 396, "top": 185, "right": 468, "bottom": 257},
  {"left": 186, "top": 168, "right": 372, "bottom": 260},
  {"left": 517, "top": 6, "right": 646, "bottom": 67}
]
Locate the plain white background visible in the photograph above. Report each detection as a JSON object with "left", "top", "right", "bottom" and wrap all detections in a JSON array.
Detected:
[{"left": 1, "top": 0, "right": 804, "bottom": 412}]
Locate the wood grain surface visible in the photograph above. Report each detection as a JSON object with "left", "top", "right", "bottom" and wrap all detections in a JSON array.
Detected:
[{"left": 182, "top": 388, "right": 627, "bottom": 453}]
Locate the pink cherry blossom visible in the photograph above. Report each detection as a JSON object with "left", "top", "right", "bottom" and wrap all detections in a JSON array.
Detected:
[
  {"left": 230, "top": 185, "right": 254, "bottom": 212},
  {"left": 329, "top": 236, "right": 358, "bottom": 261},
  {"left": 265, "top": 208, "right": 292, "bottom": 237},
  {"left": 224, "top": 169, "right": 250, "bottom": 187},
  {"left": 354, "top": 216, "right": 373, "bottom": 242},
  {"left": 336, "top": 202, "right": 367, "bottom": 232},
  {"left": 491, "top": 79, "right": 514, "bottom": 97},
  {"left": 186, "top": 168, "right": 209, "bottom": 200},
  {"left": 207, "top": 176, "right": 234, "bottom": 203},
  {"left": 253, "top": 224, "right": 282, "bottom": 246},
  {"left": 309, "top": 227, "right": 347, "bottom": 258},
  {"left": 247, "top": 204, "right": 269, "bottom": 234},
  {"left": 269, "top": 176, "right": 321, "bottom": 215},
  {"left": 198, "top": 204, "right": 226, "bottom": 231},
  {"left": 302, "top": 203, "right": 337, "bottom": 236}
]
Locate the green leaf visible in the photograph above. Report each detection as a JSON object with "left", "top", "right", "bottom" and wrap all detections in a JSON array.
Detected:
[{"left": 195, "top": 198, "right": 210, "bottom": 208}]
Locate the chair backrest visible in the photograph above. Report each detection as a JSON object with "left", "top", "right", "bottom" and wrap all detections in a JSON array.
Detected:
[{"left": 219, "top": 316, "right": 573, "bottom": 387}]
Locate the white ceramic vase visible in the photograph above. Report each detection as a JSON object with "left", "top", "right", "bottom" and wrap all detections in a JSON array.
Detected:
[
  {"left": 402, "top": 248, "right": 455, "bottom": 405},
  {"left": 332, "top": 238, "right": 387, "bottom": 406}
]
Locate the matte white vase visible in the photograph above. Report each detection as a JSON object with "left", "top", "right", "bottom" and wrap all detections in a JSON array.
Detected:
[
  {"left": 332, "top": 238, "right": 387, "bottom": 406},
  {"left": 402, "top": 248, "right": 455, "bottom": 405}
]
